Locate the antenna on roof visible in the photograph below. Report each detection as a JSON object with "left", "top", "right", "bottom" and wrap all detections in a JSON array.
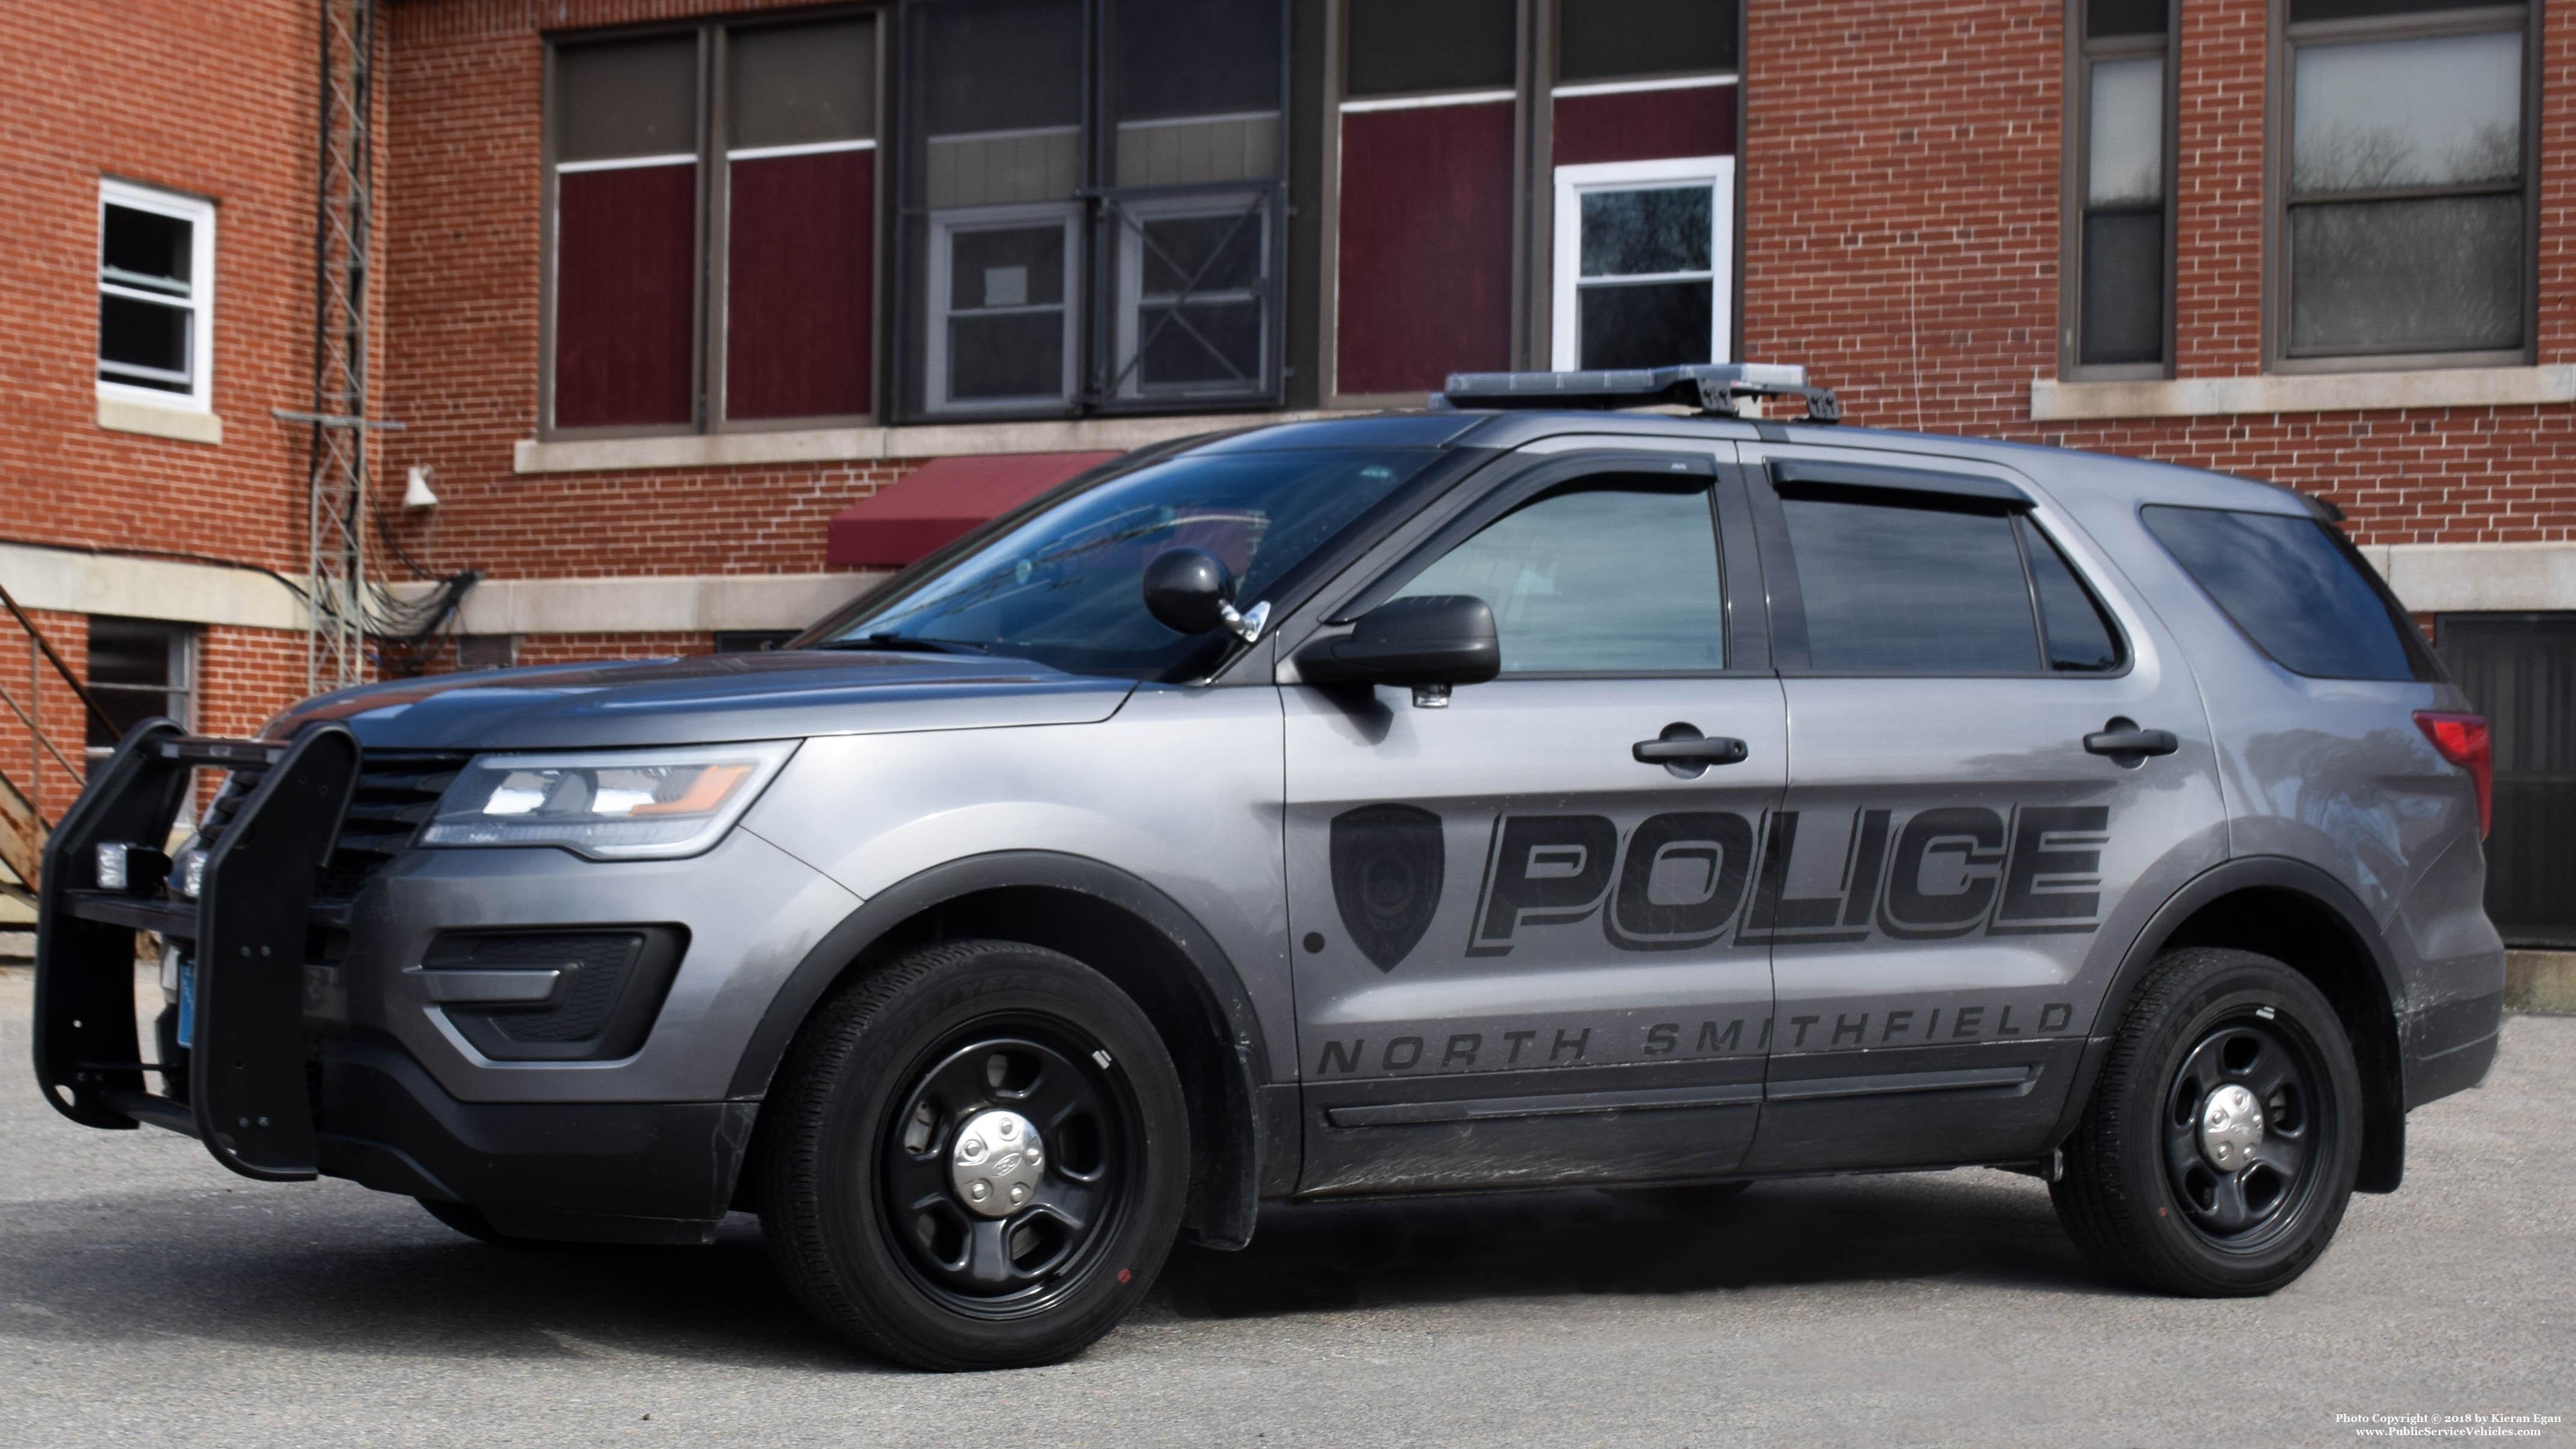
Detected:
[{"left": 1436, "top": 363, "right": 1841, "bottom": 424}]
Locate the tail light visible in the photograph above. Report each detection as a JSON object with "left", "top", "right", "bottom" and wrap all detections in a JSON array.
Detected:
[{"left": 2413, "top": 711, "right": 2491, "bottom": 838}]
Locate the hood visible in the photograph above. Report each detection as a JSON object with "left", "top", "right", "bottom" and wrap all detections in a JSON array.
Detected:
[{"left": 266, "top": 650, "right": 1137, "bottom": 751}]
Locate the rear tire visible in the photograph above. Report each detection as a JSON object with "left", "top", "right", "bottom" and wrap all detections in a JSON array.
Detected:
[
  {"left": 756, "top": 939, "right": 1190, "bottom": 1370},
  {"left": 2051, "top": 947, "right": 2363, "bottom": 1295}
]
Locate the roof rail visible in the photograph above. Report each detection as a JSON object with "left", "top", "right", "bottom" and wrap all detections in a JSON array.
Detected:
[{"left": 1436, "top": 363, "right": 1841, "bottom": 424}]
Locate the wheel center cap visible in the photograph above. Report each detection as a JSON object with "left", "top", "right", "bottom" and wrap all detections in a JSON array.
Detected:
[
  {"left": 2197, "top": 1083, "right": 2266, "bottom": 1171},
  {"left": 951, "top": 1108, "right": 1044, "bottom": 1219}
]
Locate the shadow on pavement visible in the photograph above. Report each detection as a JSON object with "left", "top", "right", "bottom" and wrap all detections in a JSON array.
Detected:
[{"left": 2, "top": 1169, "right": 2112, "bottom": 1368}]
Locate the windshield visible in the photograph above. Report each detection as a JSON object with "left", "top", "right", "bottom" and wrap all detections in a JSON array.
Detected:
[{"left": 813, "top": 447, "right": 1440, "bottom": 679}]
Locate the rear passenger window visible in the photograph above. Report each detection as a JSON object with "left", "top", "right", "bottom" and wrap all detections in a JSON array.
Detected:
[
  {"left": 1394, "top": 478, "right": 1725, "bottom": 674},
  {"left": 1779, "top": 492, "right": 2039, "bottom": 674},
  {"left": 2142, "top": 505, "right": 2437, "bottom": 681},
  {"left": 2020, "top": 515, "right": 2125, "bottom": 672}
]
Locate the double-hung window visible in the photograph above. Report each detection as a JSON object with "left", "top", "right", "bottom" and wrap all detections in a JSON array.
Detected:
[
  {"left": 97, "top": 181, "right": 215, "bottom": 411},
  {"left": 897, "top": 0, "right": 1286, "bottom": 420},
  {"left": 544, "top": 13, "right": 878, "bottom": 436},
  {"left": 2275, "top": 0, "right": 2534, "bottom": 366},
  {"left": 85, "top": 618, "right": 195, "bottom": 754},
  {"left": 2067, "top": 0, "right": 2173, "bottom": 374}
]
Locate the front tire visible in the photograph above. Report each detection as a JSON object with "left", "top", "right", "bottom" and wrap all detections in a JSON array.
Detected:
[
  {"left": 756, "top": 939, "right": 1190, "bottom": 1370},
  {"left": 2052, "top": 947, "right": 2364, "bottom": 1295}
]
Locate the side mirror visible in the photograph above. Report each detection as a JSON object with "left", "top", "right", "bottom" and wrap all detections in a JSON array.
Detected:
[
  {"left": 1296, "top": 595, "right": 1500, "bottom": 688},
  {"left": 1142, "top": 547, "right": 1234, "bottom": 636}
]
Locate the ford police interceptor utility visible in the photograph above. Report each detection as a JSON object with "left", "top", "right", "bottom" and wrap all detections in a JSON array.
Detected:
[{"left": 35, "top": 364, "right": 2505, "bottom": 1370}]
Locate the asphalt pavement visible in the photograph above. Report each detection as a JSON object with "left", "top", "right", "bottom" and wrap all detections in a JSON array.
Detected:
[{"left": 1, "top": 966, "right": 2567, "bottom": 1448}]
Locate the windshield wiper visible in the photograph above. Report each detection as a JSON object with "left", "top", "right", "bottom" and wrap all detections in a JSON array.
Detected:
[{"left": 819, "top": 633, "right": 993, "bottom": 656}]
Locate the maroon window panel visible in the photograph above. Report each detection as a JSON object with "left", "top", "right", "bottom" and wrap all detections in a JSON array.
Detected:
[
  {"left": 1552, "top": 85, "right": 1736, "bottom": 169},
  {"left": 1334, "top": 101, "right": 1514, "bottom": 396},
  {"left": 554, "top": 164, "right": 698, "bottom": 428},
  {"left": 727, "top": 149, "right": 875, "bottom": 420}
]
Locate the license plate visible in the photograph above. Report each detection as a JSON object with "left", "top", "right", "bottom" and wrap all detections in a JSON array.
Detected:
[{"left": 175, "top": 958, "right": 197, "bottom": 1050}]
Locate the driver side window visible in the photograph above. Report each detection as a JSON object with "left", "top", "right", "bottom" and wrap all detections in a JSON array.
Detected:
[{"left": 1394, "top": 477, "right": 1725, "bottom": 674}]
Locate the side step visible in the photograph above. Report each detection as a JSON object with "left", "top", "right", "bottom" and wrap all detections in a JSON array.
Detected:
[{"left": 32, "top": 720, "right": 361, "bottom": 1182}]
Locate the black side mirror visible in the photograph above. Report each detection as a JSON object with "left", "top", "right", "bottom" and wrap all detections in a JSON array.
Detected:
[
  {"left": 1296, "top": 595, "right": 1500, "bottom": 688},
  {"left": 1142, "top": 547, "right": 1234, "bottom": 635}
]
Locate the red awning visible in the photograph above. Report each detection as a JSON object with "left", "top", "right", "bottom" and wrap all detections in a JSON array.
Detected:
[{"left": 825, "top": 451, "right": 1122, "bottom": 567}]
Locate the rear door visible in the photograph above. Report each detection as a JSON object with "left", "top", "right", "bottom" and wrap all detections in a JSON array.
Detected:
[
  {"left": 1280, "top": 447, "right": 1785, "bottom": 1194},
  {"left": 1737, "top": 445, "right": 2227, "bottom": 1173}
]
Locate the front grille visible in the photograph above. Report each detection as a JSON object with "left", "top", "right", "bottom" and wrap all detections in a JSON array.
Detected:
[{"left": 196, "top": 748, "right": 469, "bottom": 907}]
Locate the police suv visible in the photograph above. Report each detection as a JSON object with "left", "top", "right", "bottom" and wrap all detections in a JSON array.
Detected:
[{"left": 35, "top": 364, "right": 2504, "bottom": 1370}]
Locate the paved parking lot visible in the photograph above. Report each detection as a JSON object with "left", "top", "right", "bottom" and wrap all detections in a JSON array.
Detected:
[{"left": 1, "top": 966, "right": 2567, "bottom": 1448}]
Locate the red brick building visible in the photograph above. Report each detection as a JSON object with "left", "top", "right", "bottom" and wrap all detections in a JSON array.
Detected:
[{"left": 4, "top": 0, "right": 2571, "bottom": 945}]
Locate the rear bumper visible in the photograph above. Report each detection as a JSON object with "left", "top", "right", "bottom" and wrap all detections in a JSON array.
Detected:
[{"left": 314, "top": 1038, "right": 750, "bottom": 1243}]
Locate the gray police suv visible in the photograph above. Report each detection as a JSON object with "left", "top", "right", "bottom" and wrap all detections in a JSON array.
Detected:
[{"left": 35, "top": 365, "right": 2504, "bottom": 1370}]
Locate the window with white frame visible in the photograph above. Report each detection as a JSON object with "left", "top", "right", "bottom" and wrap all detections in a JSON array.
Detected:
[
  {"left": 97, "top": 181, "right": 215, "bottom": 410},
  {"left": 926, "top": 205, "right": 1083, "bottom": 412},
  {"left": 1550, "top": 158, "right": 1733, "bottom": 371}
]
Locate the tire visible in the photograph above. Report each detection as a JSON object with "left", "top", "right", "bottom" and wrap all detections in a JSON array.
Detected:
[
  {"left": 2051, "top": 946, "right": 2364, "bottom": 1296},
  {"left": 755, "top": 939, "right": 1190, "bottom": 1370}
]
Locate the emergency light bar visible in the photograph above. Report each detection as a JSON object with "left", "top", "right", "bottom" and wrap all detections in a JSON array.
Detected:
[{"left": 1437, "top": 362, "right": 1841, "bottom": 423}]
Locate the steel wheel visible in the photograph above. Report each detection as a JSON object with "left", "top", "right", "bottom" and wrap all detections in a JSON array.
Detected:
[
  {"left": 2159, "top": 1018, "right": 2329, "bottom": 1249},
  {"left": 880, "top": 1028, "right": 1136, "bottom": 1315}
]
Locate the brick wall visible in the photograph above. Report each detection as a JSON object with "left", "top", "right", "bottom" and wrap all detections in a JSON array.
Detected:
[{"left": 1741, "top": 0, "right": 2576, "bottom": 547}]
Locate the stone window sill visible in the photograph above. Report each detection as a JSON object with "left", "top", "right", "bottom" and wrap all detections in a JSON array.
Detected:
[
  {"left": 514, "top": 410, "right": 1341, "bottom": 475},
  {"left": 2030, "top": 366, "right": 2576, "bottom": 422},
  {"left": 97, "top": 394, "right": 223, "bottom": 444}
]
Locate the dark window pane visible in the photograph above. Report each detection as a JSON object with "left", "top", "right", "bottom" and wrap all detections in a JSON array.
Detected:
[
  {"left": 1580, "top": 187, "right": 1711, "bottom": 276},
  {"left": 100, "top": 205, "right": 191, "bottom": 292},
  {"left": 1141, "top": 211, "right": 1262, "bottom": 294},
  {"left": 954, "top": 224, "right": 1065, "bottom": 308},
  {"left": 2291, "top": 0, "right": 2511, "bottom": 22},
  {"left": 2292, "top": 32, "right": 2518, "bottom": 193},
  {"left": 1113, "top": 0, "right": 1278, "bottom": 120},
  {"left": 98, "top": 295, "right": 191, "bottom": 386},
  {"left": 1578, "top": 281, "right": 1712, "bottom": 369},
  {"left": 2087, "top": 0, "right": 2168, "bottom": 37},
  {"left": 950, "top": 312, "right": 1065, "bottom": 399},
  {"left": 1346, "top": 0, "right": 1514, "bottom": 97},
  {"left": 1138, "top": 300, "right": 1263, "bottom": 387},
  {"left": 1397, "top": 482, "right": 1725, "bottom": 674},
  {"left": 2289, "top": 195, "right": 2521, "bottom": 353},
  {"left": 1560, "top": 0, "right": 1737, "bottom": 82},
  {"left": 729, "top": 18, "right": 873, "bottom": 149},
  {"left": 2019, "top": 516, "right": 2124, "bottom": 671},
  {"left": 919, "top": 0, "right": 1082, "bottom": 134},
  {"left": 1782, "top": 497, "right": 2040, "bottom": 674},
  {"left": 86, "top": 620, "right": 182, "bottom": 748},
  {"left": 2080, "top": 209, "right": 2163, "bottom": 365},
  {"left": 2142, "top": 506, "right": 2434, "bottom": 681},
  {"left": 558, "top": 35, "right": 697, "bottom": 162}
]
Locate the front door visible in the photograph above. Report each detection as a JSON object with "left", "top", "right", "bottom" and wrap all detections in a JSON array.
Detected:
[
  {"left": 1737, "top": 444, "right": 2227, "bottom": 1174},
  {"left": 1281, "top": 449, "right": 1786, "bottom": 1194}
]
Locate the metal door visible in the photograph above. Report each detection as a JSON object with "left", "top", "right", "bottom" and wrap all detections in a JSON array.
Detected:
[
  {"left": 1280, "top": 449, "right": 1786, "bottom": 1194},
  {"left": 2435, "top": 612, "right": 2576, "bottom": 945}
]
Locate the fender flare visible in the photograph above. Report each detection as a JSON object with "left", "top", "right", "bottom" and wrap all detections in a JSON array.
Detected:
[
  {"left": 725, "top": 850, "right": 1286, "bottom": 1246},
  {"left": 2047, "top": 855, "right": 2409, "bottom": 1192}
]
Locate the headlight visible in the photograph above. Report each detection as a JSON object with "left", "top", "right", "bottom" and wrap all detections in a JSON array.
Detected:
[{"left": 419, "top": 741, "right": 797, "bottom": 860}]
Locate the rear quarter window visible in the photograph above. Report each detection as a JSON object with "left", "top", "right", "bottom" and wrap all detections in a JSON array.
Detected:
[{"left": 2140, "top": 504, "right": 2437, "bottom": 682}]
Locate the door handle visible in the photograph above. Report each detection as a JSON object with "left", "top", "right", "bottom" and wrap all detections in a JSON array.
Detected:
[
  {"left": 1632, "top": 729, "right": 1749, "bottom": 766},
  {"left": 2083, "top": 723, "right": 2179, "bottom": 758}
]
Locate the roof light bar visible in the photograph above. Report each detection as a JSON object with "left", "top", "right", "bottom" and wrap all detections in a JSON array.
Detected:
[{"left": 1437, "top": 363, "right": 1841, "bottom": 423}]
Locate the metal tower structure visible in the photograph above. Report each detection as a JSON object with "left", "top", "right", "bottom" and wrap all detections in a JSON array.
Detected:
[{"left": 297, "top": 0, "right": 378, "bottom": 692}]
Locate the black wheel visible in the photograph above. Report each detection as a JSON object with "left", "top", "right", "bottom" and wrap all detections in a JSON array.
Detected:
[
  {"left": 2052, "top": 947, "right": 2364, "bottom": 1295},
  {"left": 756, "top": 939, "right": 1190, "bottom": 1370}
]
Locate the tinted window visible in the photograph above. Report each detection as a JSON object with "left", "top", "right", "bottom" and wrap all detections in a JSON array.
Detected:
[
  {"left": 1395, "top": 480, "right": 1724, "bottom": 674},
  {"left": 1559, "top": 0, "right": 1737, "bottom": 82},
  {"left": 2019, "top": 515, "right": 2124, "bottom": 671},
  {"left": 1345, "top": 0, "right": 1515, "bottom": 97},
  {"left": 2142, "top": 505, "right": 2433, "bottom": 680},
  {"left": 818, "top": 448, "right": 1434, "bottom": 679},
  {"left": 1781, "top": 494, "right": 2038, "bottom": 674}
]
